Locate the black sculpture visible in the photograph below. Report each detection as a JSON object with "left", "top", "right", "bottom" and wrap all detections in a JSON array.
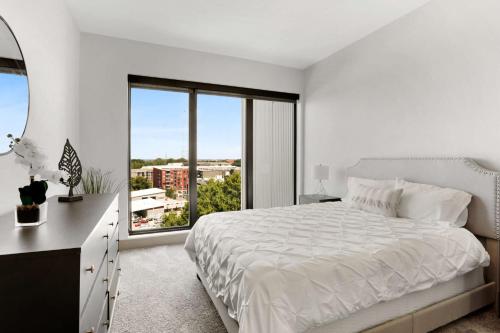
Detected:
[{"left": 58, "top": 139, "right": 83, "bottom": 202}]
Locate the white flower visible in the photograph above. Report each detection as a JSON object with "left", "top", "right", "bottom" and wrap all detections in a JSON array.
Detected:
[
  {"left": 10, "top": 136, "right": 63, "bottom": 184},
  {"left": 39, "top": 169, "right": 66, "bottom": 184}
]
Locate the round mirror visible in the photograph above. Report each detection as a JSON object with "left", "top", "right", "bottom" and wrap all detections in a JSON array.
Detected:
[{"left": 0, "top": 16, "right": 29, "bottom": 154}]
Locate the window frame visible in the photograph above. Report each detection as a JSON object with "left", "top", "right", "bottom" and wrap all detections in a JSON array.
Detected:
[{"left": 128, "top": 75, "right": 299, "bottom": 235}]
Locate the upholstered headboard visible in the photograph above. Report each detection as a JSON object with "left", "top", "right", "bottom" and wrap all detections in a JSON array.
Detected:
[{"left": 346, "top": 158, "right": 500, "bottom": 240}]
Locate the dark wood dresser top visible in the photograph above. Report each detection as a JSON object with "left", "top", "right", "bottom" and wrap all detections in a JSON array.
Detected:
[{"left": 0, "top": 194, "right": 118, "bottom": 257}]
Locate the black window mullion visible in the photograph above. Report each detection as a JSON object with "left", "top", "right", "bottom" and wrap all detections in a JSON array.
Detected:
[
  {"left": 293, "top": 102, "right": 297, "bottom": 205},
  {"left": 188, "top": 89, "right": 198, "bottom": 225},
  {"left": 245, "top": 99, "right": 254, "bottom": 209}
]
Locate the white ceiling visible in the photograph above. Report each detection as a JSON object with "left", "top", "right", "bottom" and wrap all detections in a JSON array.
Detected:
[{"left": 65, "top": 0, "right": 430, "bottom": 69}]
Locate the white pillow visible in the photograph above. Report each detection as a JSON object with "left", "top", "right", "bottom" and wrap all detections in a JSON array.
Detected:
[
  {"left": 395, "top": 179, "right": 472, "bottom": 225},
  {"left": 344, "top": 177, "right": 396, "bottom": 204},
  {"left": 350, "top": 184, "right": 403, "bottom": 217},
  {"left": 455, "top": 208, "right": 469, "bottom": 227}
]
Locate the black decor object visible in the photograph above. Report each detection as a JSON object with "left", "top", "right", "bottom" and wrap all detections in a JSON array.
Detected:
[
  {"left": 16, "top": 204, "right": 40, "bottom": 223},
  {"left": 16, "top": 179, "right": 48, "bottom": 223},
  {"left": 58, "top": 139, "right": 83, "bottom": 202},
  {"left": 19, "top": 179, "right": 48, "bottom": 205}
]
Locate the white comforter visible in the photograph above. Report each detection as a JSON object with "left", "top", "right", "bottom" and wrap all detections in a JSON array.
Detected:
[{"left": 184, "top": 202, "right": 490, "bottom": 333}]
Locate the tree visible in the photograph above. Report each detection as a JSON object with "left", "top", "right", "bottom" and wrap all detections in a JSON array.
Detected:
[
  {"left": 130, "top": 176, "right": 152, "bottom": 190},
  {"left": 165, "top": 188, "right": 177, "bottom": 199},
  {"left": 150, "top": 157, "right": 187, "bottom": 166},
  {"left": 232, "top": 159, "right": 241, "bottom": 167},
  {"left": 161, "top": 211, "right": 188, "bottom": 227},
  {"left": 197, "top": 172, "right": 241, "bottom": 217},
  {"left": 160, "top": 172, "right": 241, "bottom": 227},
  {"left": 131, "top": 157, "right": 188, "bottom": 169},
  {"left": 131, "top": 159, "right": 145, "bottom": 169}
]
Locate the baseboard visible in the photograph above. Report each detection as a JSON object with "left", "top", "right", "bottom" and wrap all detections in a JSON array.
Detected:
[{"left": 120, "top": 230, "right": 189, "bottom": 250}]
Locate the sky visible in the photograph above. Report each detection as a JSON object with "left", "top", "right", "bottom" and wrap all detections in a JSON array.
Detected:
[
  {"left": 0, "top": 73, "right": 29, "bottom": 153},
  {"left": 131, "top": 87, "right": 242, "bottom": 160}
]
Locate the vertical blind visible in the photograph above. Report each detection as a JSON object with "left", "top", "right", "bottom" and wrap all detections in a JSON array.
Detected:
[{"left": 253, "top": 100, "right": 294, "bottom": 208}]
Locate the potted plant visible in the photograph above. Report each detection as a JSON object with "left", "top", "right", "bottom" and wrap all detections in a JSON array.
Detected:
[{"left": 8, "top": 134, "right": 67, "bottom": 226}]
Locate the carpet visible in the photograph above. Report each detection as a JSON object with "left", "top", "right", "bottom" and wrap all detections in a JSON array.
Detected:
[{"left": 111, "top": 245, "right": 499, "bottom": 333}]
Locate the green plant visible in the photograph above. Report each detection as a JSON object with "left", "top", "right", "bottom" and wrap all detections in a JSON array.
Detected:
[
  {"left": 161, "top": 212, "right": 188, "bottom": 228},
  {"left": 130, "top": 176, "right": 152, "bottom": 190},
  {"left": 160, "top": 172, "right": 241, "bottom": 228},
  {"left": 18, "top": 180, "right": 48, "bottom": 205},
  {"left": 165, "top": 188, "right": 177, "bottom": 199},
  {"left": 79, "top": 168, "right": 121, "bottom": 194}
]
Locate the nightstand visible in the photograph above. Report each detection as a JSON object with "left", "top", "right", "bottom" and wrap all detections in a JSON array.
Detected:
[{"left": 299, "top": 194, "right": 342, "bottom": 205}]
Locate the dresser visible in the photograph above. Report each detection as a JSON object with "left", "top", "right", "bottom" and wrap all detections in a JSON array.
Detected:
[{"left": 0, "top": 194, "right": 121, "bottom": 333}]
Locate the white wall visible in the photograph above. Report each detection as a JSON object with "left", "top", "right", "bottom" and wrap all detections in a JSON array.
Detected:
[
  {"left": 79, "top": 33, "right": 303, "bottom": 239},
  {"left": 0, "top": 21, "right": 22, "bottom": 59},
  {"left": 0, "top": 0, "right": 80, "bottom": 213},
  {"left": 303, "top": 0, "right": 500, "bottom": 197}
]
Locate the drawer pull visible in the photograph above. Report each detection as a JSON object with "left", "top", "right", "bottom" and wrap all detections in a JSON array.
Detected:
[
  {"left": 85, "top": 327, "right": 95, "bottom": 333},
  {"left": 103, "top": 320, "right": 110, "bottom": 327},
  {"left": 85, "top": 265, "right": 96, "bottom": 273},
  {"left": 103, "top": 277, "right": 109, "bottom": 282},
  {"left": 111, "top": 295, "right": 116, "bottom": 300},
  {"left": 103, "top": 234, "right": 109, "bottom": 239},
  {"left": 108, "top": 222, "right": 114, "bottom": 227},
  {"left": 109, "top": 259, "right": 114, "bottom": 264}
]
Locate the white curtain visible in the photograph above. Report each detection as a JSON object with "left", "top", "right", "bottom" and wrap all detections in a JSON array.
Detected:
[{"left": 253, "top": 100, "right": 294, "bottom": 208}]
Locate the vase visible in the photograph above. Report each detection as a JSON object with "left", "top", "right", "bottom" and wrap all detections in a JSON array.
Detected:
[{"left": 15, "top": 201, "right": 48, "bottom": 227}]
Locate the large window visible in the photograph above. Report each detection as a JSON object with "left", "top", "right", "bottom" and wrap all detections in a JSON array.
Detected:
[
  {"left": 128, "top": 76, "right": 298, "bottom": 234},
  {"left": 130, "top": 88, "right": 190, "bottom": 231},
  {"left": 197, "top": 94, "right": 242, "bottom": 218}
]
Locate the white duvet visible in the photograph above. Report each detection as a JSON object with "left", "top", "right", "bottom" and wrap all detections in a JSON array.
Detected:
[{"left": 184, "top": 202, "right": 490, "bottom": 333}]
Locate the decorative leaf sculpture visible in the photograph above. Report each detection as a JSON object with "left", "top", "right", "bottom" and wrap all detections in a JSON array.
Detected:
[{"left": 58, "top": 139, "right": 83, "bottom": 201}]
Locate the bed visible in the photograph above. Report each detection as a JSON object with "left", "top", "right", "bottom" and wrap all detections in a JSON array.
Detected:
[{"left": 184, "top": 158, "right": 500, "bottom": 333}]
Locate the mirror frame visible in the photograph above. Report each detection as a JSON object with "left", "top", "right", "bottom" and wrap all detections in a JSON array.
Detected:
[{"left": 0, "top": 15, "right": 30, "bottom": 156}]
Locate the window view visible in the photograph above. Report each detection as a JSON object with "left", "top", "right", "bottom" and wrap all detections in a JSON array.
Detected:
[
  {"left": 130, "top": 88, "right": 242, "bottom": 232},
  {"left": 130, "top": 88, "right": 190, "bottom": 231},
  {"left": 197, "top": 94, "right": 242, "bottom": 218},
  {"left": 0, "top": 72, "right": 29, "bottom": 152}
]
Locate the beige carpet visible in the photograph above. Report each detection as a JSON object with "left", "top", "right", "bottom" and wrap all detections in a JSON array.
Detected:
[{"left": 111, "top": 245, "right": 499, "bottom": 333}]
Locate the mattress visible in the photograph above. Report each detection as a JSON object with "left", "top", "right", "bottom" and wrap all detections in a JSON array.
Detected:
[
  {"left": 185, "top": 202, "right": 490, "bottom": 333},
  {"left": 196, "top": 264, "right": 484, "bottom": 333},
  {"left": 307, "top": 266, "right": 484, "bottom": 333}
]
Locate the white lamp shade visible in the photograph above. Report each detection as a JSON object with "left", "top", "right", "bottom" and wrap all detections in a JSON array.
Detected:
[{"left": 313, "top": 164, "right": 329, "bottom": 180}]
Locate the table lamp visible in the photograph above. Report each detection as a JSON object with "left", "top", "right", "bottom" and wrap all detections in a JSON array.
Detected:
[{"left": 313, "top": 164, "right": 329, "bottom": 195}]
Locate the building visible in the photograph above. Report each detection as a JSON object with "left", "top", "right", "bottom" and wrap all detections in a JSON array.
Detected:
[
  {"left": 197, "top": 165, "right": 238, "bottom": 181},
  {"left": 164, "top": 197, "right": 187, "bottom": 211},
  {"left": 150, "top": 163, "right": 239, "bottom": 196},
  {"left": 130, "top": 166, "right": 154, "bottom": 183},
  {"left": 197, "top": 160, "right": 233, "bottom": 167},
  {"left": 130, "top": 188, "right": 187, "bottom": 230},
  {"left": 130, "top": 188, "right": 165, "bottom": 201},
  {"left": 152, "top": 164, "right": 189, "bottom": 198},
  {"left": 131, "top": 198, "right": 164, "bottom": 220}
]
